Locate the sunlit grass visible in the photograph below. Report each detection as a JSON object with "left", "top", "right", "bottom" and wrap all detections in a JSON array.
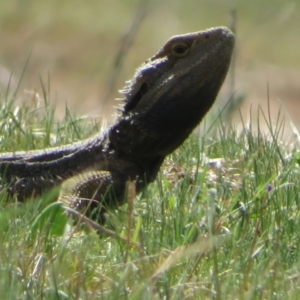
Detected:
[{"left": 1, "top": 80, "right": 300, "bottom": 299}]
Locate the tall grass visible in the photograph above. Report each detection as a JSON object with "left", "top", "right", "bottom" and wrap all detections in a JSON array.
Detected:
[{"left": 1, "top": 76, "right": 300, "bottom": 300}]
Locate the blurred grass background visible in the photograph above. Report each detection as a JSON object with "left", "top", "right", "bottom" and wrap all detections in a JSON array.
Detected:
[{"left": 0, "top": 0, "right": 299, "bottom": 134}]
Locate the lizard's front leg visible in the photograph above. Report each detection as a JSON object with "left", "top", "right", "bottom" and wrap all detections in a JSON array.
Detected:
[{"left": 59, "top": 170, "right": 130, "bottom": 223}]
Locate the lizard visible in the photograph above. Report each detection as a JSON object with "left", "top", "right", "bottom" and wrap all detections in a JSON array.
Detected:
[{"left": 0, "top": 26, "right": 235, "bottom": 222}]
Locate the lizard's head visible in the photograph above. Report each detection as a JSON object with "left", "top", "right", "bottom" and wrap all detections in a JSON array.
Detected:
[{"left": 110, "top": 27, "right": 235, "bottom": 157}]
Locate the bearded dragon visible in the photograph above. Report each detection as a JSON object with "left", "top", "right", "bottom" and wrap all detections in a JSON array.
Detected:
[{"left": 0, "top": 27, "right": 235, "bottom": 222}]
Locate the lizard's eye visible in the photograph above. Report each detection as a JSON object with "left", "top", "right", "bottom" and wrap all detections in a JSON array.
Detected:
[{"left": 171, "top": 43, "right": 189, "bottom": 57}]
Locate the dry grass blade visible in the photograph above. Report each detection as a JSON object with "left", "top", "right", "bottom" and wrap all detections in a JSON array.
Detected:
[
  {"left": 64, "top": 206, "right": 143, "bottom": 253},
  {"left": 151, "top": 235, "right": 227, "bottom": 282}
]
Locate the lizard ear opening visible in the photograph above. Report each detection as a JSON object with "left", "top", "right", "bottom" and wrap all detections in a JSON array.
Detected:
[{"left": 124, "top": 82, "right": 148, "bottom": 112}]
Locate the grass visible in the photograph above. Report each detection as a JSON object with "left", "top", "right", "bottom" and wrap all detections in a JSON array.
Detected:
[{"left": 1, "top": 83, "right": 300, "bottom": 299}]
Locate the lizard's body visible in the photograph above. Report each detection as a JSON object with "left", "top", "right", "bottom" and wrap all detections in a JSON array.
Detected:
[{"left": 0, "top": 27, "right": 235, "bottom": 221}]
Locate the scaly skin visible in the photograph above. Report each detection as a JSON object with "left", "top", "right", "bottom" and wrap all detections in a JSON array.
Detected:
[{"left": 0, "top": 27, "right": 235, "bottom": 222}]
